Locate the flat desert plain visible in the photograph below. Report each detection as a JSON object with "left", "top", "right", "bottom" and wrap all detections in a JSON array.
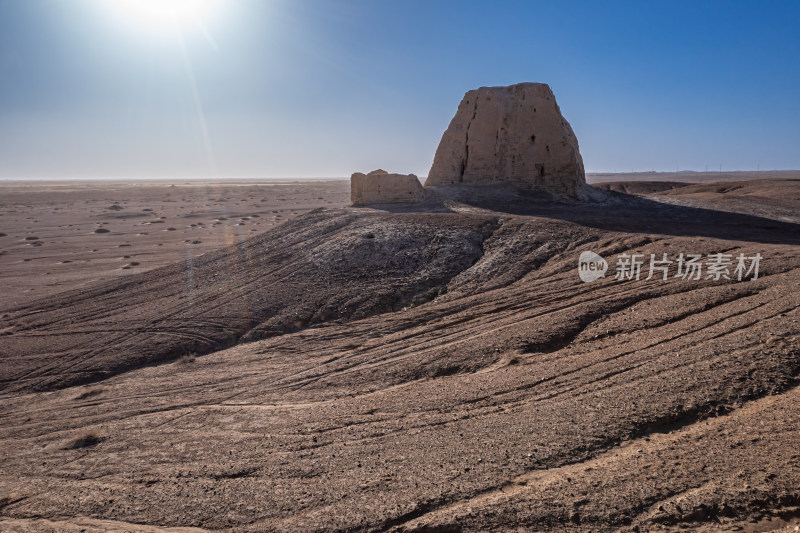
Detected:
[
  {"left": 0, "top": 179, "right": 350, "bottom": 305},
  {"left": 1, "top": 174, "right": 799, "bottom": 532}
]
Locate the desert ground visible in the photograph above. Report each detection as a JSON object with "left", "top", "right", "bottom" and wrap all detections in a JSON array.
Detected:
[
  {"left": 0, "top": 180, "right": 350, "bottom": 305},
  {"left": 1, "top": 173, "right": 799, "bottom": 532}
]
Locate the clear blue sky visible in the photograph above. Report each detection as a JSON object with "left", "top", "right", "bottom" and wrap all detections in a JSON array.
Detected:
[{"left": 1, "top": 0, "right": 798, "bottom": 178}]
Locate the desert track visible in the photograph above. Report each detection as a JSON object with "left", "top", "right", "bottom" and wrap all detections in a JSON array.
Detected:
[{"left": 1, "top": 180, "right": 799, "bottom": 531}]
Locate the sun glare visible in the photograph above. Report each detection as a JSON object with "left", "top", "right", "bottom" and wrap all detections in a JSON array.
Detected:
[{"left": 114, "top": 0, "right": 221, "bottom": 28}]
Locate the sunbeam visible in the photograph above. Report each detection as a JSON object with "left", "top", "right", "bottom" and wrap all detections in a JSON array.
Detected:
[{"left": 113, "top": 0, "right": 223, "bottom": 28}]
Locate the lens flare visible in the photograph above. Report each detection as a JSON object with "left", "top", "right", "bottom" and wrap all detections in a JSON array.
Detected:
[{"left": 113, "top": 0, "right": 221, "bottom": 27}]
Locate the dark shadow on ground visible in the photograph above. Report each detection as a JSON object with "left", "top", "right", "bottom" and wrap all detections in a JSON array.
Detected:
[{"left": 358, "top": 183, "right": 800, "bottom": 246}]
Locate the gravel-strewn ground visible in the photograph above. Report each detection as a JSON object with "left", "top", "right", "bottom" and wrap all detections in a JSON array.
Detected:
[{"left": 1, "top": 178, "right": 798, "bottom": 532}]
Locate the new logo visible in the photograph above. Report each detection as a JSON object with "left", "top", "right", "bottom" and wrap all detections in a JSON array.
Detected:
[{"left": 578, "top": 251, "right": 608, "bottom": 282}]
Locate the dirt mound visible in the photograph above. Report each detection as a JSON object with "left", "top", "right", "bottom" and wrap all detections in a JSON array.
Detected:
[
  {"left": 1, "top": 183, "right": 800, "bottom": 532},
  {"left": 0, "top": 209, "right": 498, "bottom": 392},
  {"left": 593, "top": 180, "right": 693, "bottom": 195},
  {"left": 646, "top": 178, "right": 800, "bottom": 224},
  {"left": 657, "top": 178, "right": 800, "bottom": 201}
]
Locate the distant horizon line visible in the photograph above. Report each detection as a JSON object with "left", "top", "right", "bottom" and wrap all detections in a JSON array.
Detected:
[{"left": 1, "top": 169, "right": 799, "bottom": 182}]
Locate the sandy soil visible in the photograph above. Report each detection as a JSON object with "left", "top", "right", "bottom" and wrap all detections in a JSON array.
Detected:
[
  {"left": 0, "top": 179, "right": 350, "bottom": 305},
  {"left": 587, "top": 169, "right": 800, "bottom": 184},
  {"left": 0, "top": 175, "right": 799, "bottom": 532}
]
